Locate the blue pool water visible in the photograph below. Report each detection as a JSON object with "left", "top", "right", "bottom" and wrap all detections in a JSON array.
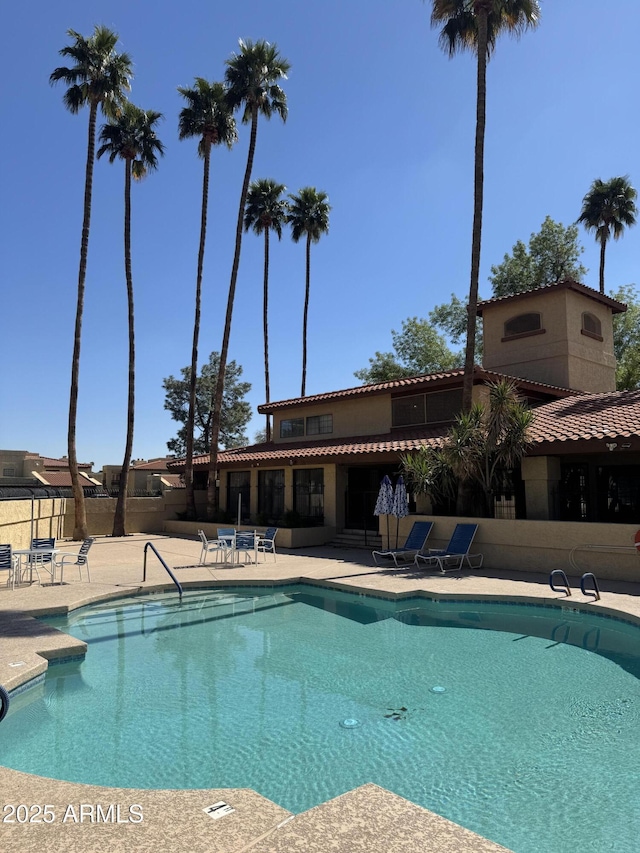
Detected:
[{"left": 2, "top": 586, "right": 640, "bottom": 853}]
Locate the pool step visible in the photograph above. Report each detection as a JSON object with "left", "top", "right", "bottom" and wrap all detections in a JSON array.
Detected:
[{"left": 243, "top": 783, "right": 514, "bottom": 853}]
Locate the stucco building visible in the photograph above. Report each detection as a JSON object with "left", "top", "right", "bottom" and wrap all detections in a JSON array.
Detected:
[{"left": 170, "top": 281, "right": 640, "bottom": 533}]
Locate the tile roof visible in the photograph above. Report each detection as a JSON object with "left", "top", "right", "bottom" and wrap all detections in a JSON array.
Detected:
[
  {"left": 26, "top": 455, "right": 93, "bottom": 469},
  {"left": 131, "top": 457, "right": 175, "bottom": 471},
  {"left": 160, "top": 474, "right": 185, "bottom": 488},
  {"left": 170, "top": 389, "right": 640, "bottom": 469},
  {"left": 258, "top": 367, "right": 573, "bottom": 413},
  {"left": 476, "top": 279, "right": 627, "bottom": 315},
  {"left": 31, "top": 471, "right": 100, "bottom": 487},
  {"left": 528, "top": 389, "right": 640, "bottom": 446},
  {"left": 170, "top": 426, "right": 450, "bottom": 469}
]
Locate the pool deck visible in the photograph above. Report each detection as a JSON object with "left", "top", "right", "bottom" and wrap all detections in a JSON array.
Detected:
[{"left": 1, "top": 533, "right": 639, "bottom": 852}]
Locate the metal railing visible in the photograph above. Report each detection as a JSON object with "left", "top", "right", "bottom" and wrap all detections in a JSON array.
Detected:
[{"left": 142, "top": 541, "right": 183, "bottom": 598}]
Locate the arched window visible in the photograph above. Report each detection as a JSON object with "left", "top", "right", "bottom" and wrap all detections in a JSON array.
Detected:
[
  {"left": 503, "top": 312, "right": 542, "bottom": 339},
  {"left": 581, "top": 312, "right": 602, "bottom": 340}
]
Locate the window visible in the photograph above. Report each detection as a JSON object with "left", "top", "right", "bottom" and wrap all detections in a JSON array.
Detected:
[
  {"left": 293, "top": 468, "right": 324, "bottom": 524},
  {"left": 227, "top": 471, "right": 250, "bottom": 522},
  {"left": 392, "top": 395, "right": 426, "bottom": 427},
  {"left": 280, "top": 418, "right": 304, "bottom": 438},
  {"left": 503, "top": 312, "right": 542, "bottom": 339},
  {"left": 306, "top": 414, "right": 333, "bottom": 435},
  {"left": 258, "top": 469, "right": 284, "bottom": 521},
  {"left": 582, "top": 312, "right": 602, "bottom": 340},
  {"left": 425, "top": 389, "right": 463, "bottom": 423}
]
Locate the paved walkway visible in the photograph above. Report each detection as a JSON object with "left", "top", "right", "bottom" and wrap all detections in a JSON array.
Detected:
[{"left": 1, "top": 534, "right": 639, "bottom": 852}]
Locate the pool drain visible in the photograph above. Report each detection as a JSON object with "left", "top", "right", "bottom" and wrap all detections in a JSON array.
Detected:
[
  {"left": 340, "top": 718, "right": 360, "bottom": 728},
  {"left": 431, "top": 686, "right": 446, "bottom": 694}
]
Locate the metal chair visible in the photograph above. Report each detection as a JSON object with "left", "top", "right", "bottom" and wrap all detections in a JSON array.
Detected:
[
  {"left": 0, "top": 544, "right": 19, "bottom": 590},
  {"left": 198, "top": 530, "right": 230, "bottom": 565},
  {"left": 55, "top": 537, "right": 94, "bottom": 582},
  {"left": 414, "top": 524, "right": 483, "bottom": 573},
  {"left": 29, "top": 537, "right": 56, "bottom": 583},
  {"left": 233, "top": 531, "right": 258, "bottom": 564},
  {"left": 257, "top": 527, "right": 278, "bottom": 562}
]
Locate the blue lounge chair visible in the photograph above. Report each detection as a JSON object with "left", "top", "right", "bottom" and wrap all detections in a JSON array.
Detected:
[
  {"left": 372, "top": 521, "right": 433, "bottom": 567},
  {"left": 414, "top": 523, "right": 483, "bottom": 573}
]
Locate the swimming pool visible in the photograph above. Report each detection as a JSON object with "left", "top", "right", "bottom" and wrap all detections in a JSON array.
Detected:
[{"left": 2, "top": 585, "right": 639, "bottom": 853}]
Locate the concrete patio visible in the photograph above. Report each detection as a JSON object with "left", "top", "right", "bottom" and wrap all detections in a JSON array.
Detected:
[{"left": 1, "top": 533, "right": 639, "bottom": 853}]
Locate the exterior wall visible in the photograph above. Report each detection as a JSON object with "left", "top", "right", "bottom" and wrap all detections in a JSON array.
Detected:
[
  {"left": 62, "top": 497, "right": 166, "bottom": 536},
  {"left": 386, "top": 515, "right": 640, "bottom": 582},
  {"left": 163, "top": 519, "right": 336, "bottom": 548},
  {"left": 481, "top": 288, "right": 616, "bottom": 392},
  {"left": 273, "top": 394, "right": 391, "bottom": 443},
  {"left": 521, "top": 456, "right": 561, "bottom": 520},
  {"left": 0, "top": 498, "right": 66, "bottom": 548},
  {"left": 227, "top": 464, "right": 338, "bottom": 527}
]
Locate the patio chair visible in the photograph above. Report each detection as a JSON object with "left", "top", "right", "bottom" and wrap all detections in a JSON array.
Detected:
[
  {"left": 55, "top": 537, "right": 94, "bottom": 582},
  {"left": 0, "top": 544, "right": 19, "bottom": 590},
  {"left": 234, "top": 531, "right": 258, "bottom": 564},
  {"left": 198, "top": 530, "right": 230, "bottom": 566},
  {"left": 217, "top": 527, "right": 236, "bottom": 547},
  {"left": 257, "top": 527, "right": 278, "bottom": 562},
  {"left": 414, "top": 523, "right": 483, "bottom": 574},
  {"left": 29, "top": 537, "right": 56, "bottom": 583},
  {"left": 372, "top": 521, "right": 433, "bottom": 567}
]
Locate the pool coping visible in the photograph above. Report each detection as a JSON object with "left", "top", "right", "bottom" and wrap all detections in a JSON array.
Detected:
[{"left": 2, "top": 535, "right": 639, "bottom": 852}]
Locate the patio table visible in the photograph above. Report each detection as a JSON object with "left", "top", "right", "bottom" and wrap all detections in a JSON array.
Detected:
[{"left": 12, "top": 548, "right": 60, "bottom": 587}]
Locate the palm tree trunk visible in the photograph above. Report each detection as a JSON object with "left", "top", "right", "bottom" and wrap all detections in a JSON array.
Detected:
[
  {"left": 184, "top": 143, "right": 211, "bottom": 520},
  {"left": 301, "top": 232, "right": 311, "bottom": 397},
  {"left": 461, "top": 5, "right": 489, "bottom": 414},
  {"left": 599, "top": 237, "right": 606, "bottom": 294},
  {"left": 263, "top": 226, "right": 271, "bottom": 442},
  {"left": 68, "top": 101, "right": 98, "bottom": 540},
  {"left": 206, "top": 106, "right": 259, "bottom": 519},
  {"left": 113, "top": 161, "right": 135, "bottom": 537}
]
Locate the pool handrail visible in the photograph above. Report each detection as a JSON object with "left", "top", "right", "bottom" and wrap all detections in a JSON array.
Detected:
[
  {"left": 549, "top": 569, "right": 571, "bottom": 596},
  {"left": 143, "top": 541, "right": 183, "bottom": 598}
]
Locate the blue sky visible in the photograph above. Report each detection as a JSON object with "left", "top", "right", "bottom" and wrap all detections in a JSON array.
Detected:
[{"left": 1, "top": 1, "right": 638, "bottom": 471}]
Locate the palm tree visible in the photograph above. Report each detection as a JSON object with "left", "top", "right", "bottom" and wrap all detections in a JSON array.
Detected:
[
  {"left": 287, "top": 187, "right": 331, "bottom": 397},
  {"left": 97, "top": 104, "right": 164, "bottom": 536},
  {"left": 206, "top": 39, "right": 290, "bottom": 519},
  {"left": 577, "top": 176, "right": 637, "bottom": 293},
  {"left": 244, "top": 178, "right": 288, "bottom": 441},
  {"left": 50, "top": 26, "right": 133, "bottom": 540},
  {"left": 178, "top": 79, "right": 237, "bottom": 519},
  {"left": 430, "top": 1, "right": 540, "bottom": 413}
]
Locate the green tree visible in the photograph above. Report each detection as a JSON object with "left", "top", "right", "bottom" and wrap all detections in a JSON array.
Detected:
[
  {"left": 578, "top": 176, "right": 638, "bottom": 294},
  {"left": 355, "top": 317, "right": 459, "bottom": 383},
  {"left": 177, "top": 79, "right": 237, "bottom": 520},
  {"left": 97, "top": 104, "right": 164, "bottom": 537},
  {"left": 402, "top": 380, "right": 533, "bottom": 517},
  {"left": 430, "top": 1, "right": 540, "bottom": 412},
  {"left": 206, "top": 39, "right": 289, "bottom": 520},
  {"left": 489, "top": 216, "right": 587, "bottom": 296},
  {"left": 429, "top": 295, "right": 483, "bottom": 364},
  {"left": 244, "top": 178, "right": 288, "bottom": 441},
  {"left": 287, "top": 187, "right": 331, "bottom": 396},
  {"left": 163, "top": 353, "right": 252, "bottom": 457},
  {"left": 612, "top": 284, "right": 640, "bottom": 390},
  {"left": 50, "top": 26, "right": 133, "bottom": 539}
]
